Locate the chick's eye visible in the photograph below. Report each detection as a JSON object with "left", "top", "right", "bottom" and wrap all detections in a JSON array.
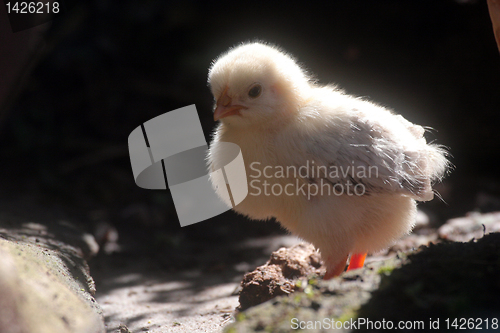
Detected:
[{"left": 248, "top": 84, "right": 262, "bottom": 98}]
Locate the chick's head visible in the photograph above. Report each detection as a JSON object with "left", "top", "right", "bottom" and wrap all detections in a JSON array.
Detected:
[{"left": 208, "top": 42, "right": 312, "bottom": 128}]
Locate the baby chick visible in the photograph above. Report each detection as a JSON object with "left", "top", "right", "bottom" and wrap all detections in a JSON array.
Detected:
[{"left": 207, "top": 42, "right": 448, "bottom": 279}]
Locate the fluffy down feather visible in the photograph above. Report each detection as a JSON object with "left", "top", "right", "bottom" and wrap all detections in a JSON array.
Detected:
[{"left": 207, "top": 42, "right": 448, "bottom": 278}]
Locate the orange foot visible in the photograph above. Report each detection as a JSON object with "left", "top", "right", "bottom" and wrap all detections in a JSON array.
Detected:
[{"left": 347, "top": 252, "right": 367, "bottom": 271}]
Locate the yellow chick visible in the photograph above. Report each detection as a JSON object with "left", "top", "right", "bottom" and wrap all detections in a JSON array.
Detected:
[{"left": 207, "top": 42, "right": 448, "bottom": 279}]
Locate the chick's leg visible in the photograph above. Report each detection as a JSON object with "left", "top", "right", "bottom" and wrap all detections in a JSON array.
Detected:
[
  {"left": 323, "top": 255, "right": 348, "bottom": 280},
  {"left": 347, "top": 253, "right": 367, "bottom": 271}
]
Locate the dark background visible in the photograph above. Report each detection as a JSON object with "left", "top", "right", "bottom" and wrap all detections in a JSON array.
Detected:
[{"left": 0, "top": 0, "right": 499, "bottom": 256}]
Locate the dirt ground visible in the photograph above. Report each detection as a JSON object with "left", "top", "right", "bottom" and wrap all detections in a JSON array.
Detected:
[
  {"left": 90, "top": 235, "right": 303, "bottom": 333},
  {"left": 89, "top": 208, "right": 497, "bottom": 333}
]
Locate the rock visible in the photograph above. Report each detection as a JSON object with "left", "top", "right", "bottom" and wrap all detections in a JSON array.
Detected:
[
  {"left": 388, "top": 233, "right": 439, "bottom": 253},
  {"left": 237, "top": 231, "right": 440, "bottom": 312},
  {"left": 117, "top": 324, "right": 132, "bottom": 333},
  {"left": 238, "top": 243, "right": 323, "bottom": 311},
  {"left": 0, "top": 215, "right": 104, "bottom": 333},
  {"left": 359, "top": 233, "right": 500, "bottom": 323},
  {"left": 226, "top": 233, "right": 500, "bottom": 333},
  {"left": 438, "top": 211, "right": 500, "bottom": 242},
  {"left": 226, "top": 255, "right": 407, "bottom": 333}
]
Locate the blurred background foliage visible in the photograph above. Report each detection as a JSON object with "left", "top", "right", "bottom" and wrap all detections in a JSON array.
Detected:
[{"left": 0, "top": 0, "right": 499, "bottom": 248}]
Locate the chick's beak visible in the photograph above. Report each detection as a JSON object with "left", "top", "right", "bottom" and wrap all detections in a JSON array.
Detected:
[{"left": 214, "top": 87, "right": 247, "bottom": 121}]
